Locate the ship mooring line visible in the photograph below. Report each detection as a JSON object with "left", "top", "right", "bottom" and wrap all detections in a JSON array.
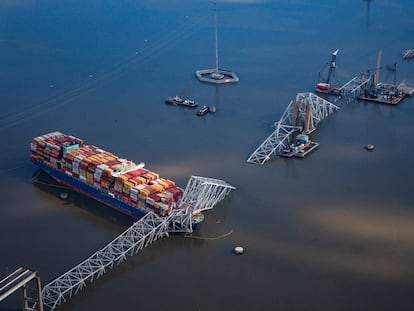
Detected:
[
  {"left": 32, "top": 178, "right": 71, "bottom": 190},
  {"left": 184, "top": 228, "right": 233, "bottom": 240}
]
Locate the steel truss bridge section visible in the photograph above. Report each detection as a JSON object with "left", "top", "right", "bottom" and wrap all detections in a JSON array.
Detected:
[
  {"left": 41, "top": 212, "right": 169, "bottom": 310},
  {"left": 41, "top": 175, "right": 235, "bottom": 310},
  {"left": 336, "top": 74, "right": 372, "bottom": 104},
  {"left": 179, "top": 176, "right": 236, "bottom": 214},
  {"left": 246, "top": 123, "right": 301, "bottom": 165},
  {"left": 247, "top": 92, "right": 339, "bottom": 165},
  {"left": 295, "top": 92, "right": 340, "bottom": 129},
  {"left": 0, "top": 267, "right": 44, "bottom": 311}
]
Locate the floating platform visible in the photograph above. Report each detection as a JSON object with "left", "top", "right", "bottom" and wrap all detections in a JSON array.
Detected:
[
  {"left": 196, "top": 69, "right": 239, "bottom": 84},
  {"left": 358, "top": 94, "right": 405, "bottom": 105},
  {"left": 358, "top": 82, "right": 410, "bottom": 105},
  {"left": 280, "top": 141, "right": 319, "bottom": 158}
]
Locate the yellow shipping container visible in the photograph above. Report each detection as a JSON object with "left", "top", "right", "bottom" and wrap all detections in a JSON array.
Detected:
[
  {"left": 144, "top": 172, "right": 159, "bottom": 181},
  {"left": 135, "top": 176, "right": 147, "bottom": 185},
  {"left": 117, "top": 175, "right": 129, "bottom": 182},
  {"left": 100, "top": 180, "right": 110, "bottom": 189},
  {"left": 151, "top": 183, "right": 164, "bottom": 192},
  {"left": 114, "top": 182, "right": 123, "bottom": 193},
  {"left": 86, "top": 172, "right": 94, "bottom": 183},
  {"left": 123, "top": 181, "right": 135, "bottom": 194},
  {"left": 103, "top": 167, "right": 114, "bottom": 173},
  {"left": 139, "top": 193, "right": 148, "bottom": 200}
]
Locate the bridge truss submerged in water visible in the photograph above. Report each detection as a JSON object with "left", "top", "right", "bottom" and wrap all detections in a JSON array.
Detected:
[
  {"left": 41, "top": 176, "right": 235, "bottom": 310},
  {"left": 246, "top": 73, "right": 375, "bottom": 165},
  {"left": 247, "top": 92, "right": 340, "bottom": 165}
]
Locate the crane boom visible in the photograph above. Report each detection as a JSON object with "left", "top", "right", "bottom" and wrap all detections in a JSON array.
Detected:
[
  {"left": 326, "top": 49, "right": 339, "bottom": 84},
  {"left": 374, "top": 49, "right": 382, "bottom": 86}
]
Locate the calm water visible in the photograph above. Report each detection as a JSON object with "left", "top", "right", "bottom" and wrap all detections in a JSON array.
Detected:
[{"left": 1, "top": 1, "right": 414, "bottom": 310}]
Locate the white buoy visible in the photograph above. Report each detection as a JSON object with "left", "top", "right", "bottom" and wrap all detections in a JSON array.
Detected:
[
  {"left": 59, "top": 192, "right": 68, "bottom": 200},
  {"left": 366, "top": 144, "right": 374, "bottom": 151},
  {"left": 234, "top": 246, "right": 244, "bottom": 255}
]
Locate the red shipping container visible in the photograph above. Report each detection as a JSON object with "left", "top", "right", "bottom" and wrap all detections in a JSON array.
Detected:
[{"left": 149, "top": 193, "right": 162, "bottom": 202}]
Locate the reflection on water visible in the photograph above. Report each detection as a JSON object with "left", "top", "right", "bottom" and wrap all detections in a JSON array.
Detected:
[{"left": 1, "top": 0, "right": 414, "bottom": 310}]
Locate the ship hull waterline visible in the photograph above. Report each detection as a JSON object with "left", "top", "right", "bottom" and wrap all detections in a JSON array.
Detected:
[{"left": 32, "top": 161, "right": 200, "bottom": 230}]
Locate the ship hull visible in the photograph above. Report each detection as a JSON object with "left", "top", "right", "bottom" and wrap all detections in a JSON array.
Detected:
[
  {"left": 33, "top": 161, "right": 201, "bottom": 230},
  {"left": 33, "top": 160, "right": 151, "bottom": 220}
]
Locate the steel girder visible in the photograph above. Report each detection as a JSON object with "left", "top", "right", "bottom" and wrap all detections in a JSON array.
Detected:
[
  {"left": 42, "top": 212, "right": 169, "bottom": 310},
  {"left": 338, "top": 75, "right": 372, "bottom": 98},
  {"left": 180, "top": 176, "right": 236, "bottom": 213},
  {"left": 247, "top": 93, "right": 339, "bottom": 165},
  {"left": 166, "top": 207, "right": 194, "bottom": 233},
  {"left": 0, "top": 267, "right": 43, "bottom": 311},
  {"left": 295, "top": 92, "right": 340, "bottom": 128},
  {"left": 246, "top": 123, "right": 300, "bottom": 165},
  {"left": 247, "top": 100, "right": 301, "bottom": 165},
  {"left": 41, "top": 176, "right": 235, "bottom": 310}
]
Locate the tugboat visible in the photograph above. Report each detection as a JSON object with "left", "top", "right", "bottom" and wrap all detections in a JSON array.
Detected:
[
  {"left": 165, "top": 96, "right": 198, "bottom": 108},
  {"left": 196, "top": 105, "right": 210, "bottom": 116}
]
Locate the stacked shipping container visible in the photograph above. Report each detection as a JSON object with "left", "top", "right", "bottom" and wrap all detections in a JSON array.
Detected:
[{"left": 31, "top": 132, "right": 183, "bottom": 217}]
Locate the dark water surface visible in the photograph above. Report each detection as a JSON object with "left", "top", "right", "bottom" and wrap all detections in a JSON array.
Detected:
[{"left": 1, "top": 1, "right": 414, "bottom": 310}]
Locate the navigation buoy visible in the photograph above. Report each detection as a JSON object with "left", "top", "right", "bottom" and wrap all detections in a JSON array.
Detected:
[
  {"left": 365, "top": 144, "right": 374, "bottom": 151},
  {"left": 234, "top": 246, "right": 244, "bottom": 255},
  {"left": 59, "top": 192, "right": 68, "bottom": 200}
]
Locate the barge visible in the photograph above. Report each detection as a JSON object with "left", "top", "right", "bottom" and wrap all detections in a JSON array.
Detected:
[{"left": 280, "top": 134, "right": 319, "bottom": 158}]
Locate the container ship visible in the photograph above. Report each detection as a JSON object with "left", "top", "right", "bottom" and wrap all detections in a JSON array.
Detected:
[{"left": 30, "top": 132, "right": 201, "bottom": 224}]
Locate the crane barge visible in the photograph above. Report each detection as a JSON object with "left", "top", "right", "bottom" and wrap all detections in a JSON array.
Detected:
[{"left": 316, "top": 49, "right": 341, "bottom": 95}]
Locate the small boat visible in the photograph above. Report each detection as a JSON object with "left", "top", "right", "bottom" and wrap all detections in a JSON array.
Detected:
[
  {"left": 196, "top": 105, "right": 210, "bottom": 116},
  {"left": 165, "top": 96, "right": 198, "bottom": 108}
]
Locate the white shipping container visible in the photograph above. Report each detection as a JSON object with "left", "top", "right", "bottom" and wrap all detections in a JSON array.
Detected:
[
  {"left": 72, "top": 162, "right": 80, "bottom": 174},
  {"left": 164, "top": 191, "right": 174, "bottom": 199}
]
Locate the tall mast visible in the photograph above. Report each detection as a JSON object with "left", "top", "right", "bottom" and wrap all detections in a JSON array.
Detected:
[{"left": 214, "top": 2, "right": 219, "bottom": 73}]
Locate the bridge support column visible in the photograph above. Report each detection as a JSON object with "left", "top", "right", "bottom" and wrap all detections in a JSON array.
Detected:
[{"left": 23, "top": 275, "right": 43, "bottom": 311}]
